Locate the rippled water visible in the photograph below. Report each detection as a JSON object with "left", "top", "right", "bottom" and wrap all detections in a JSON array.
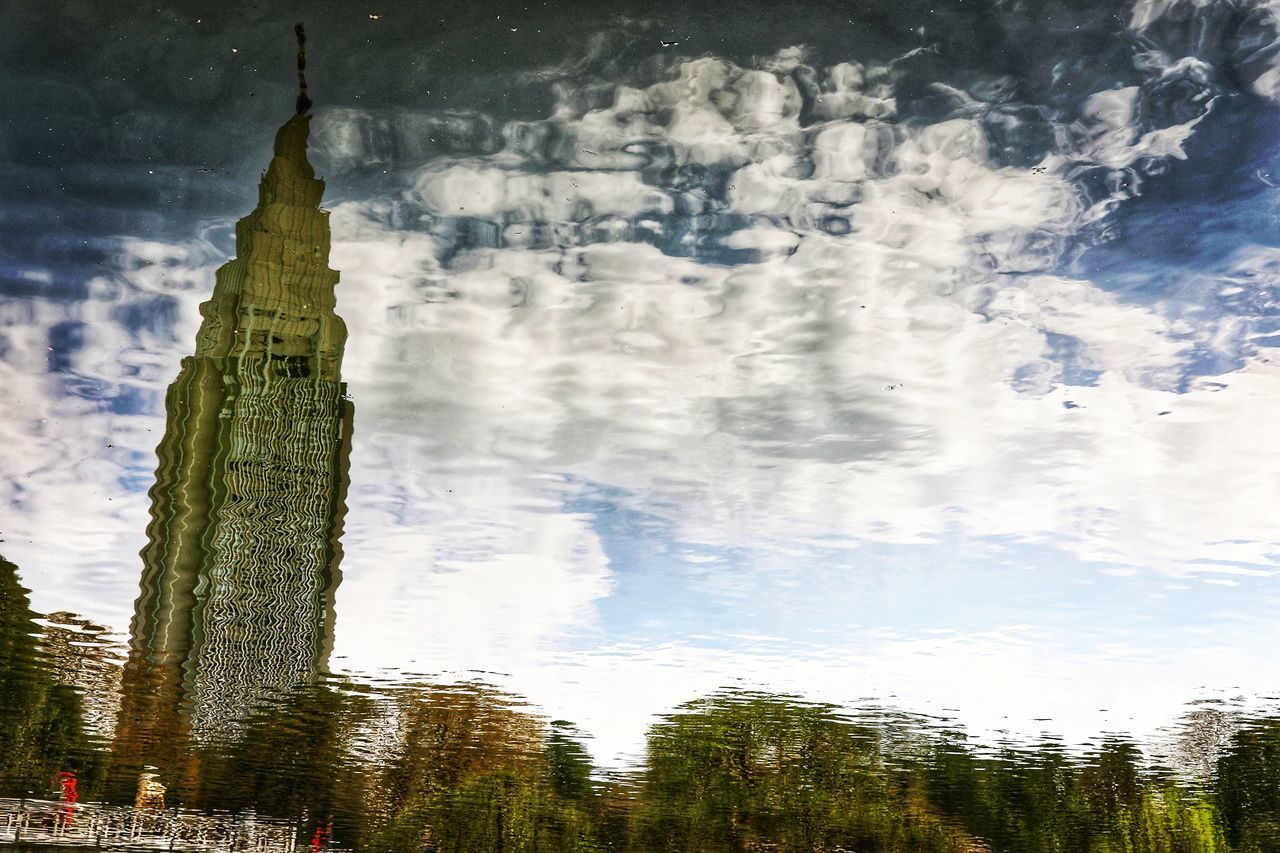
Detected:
[{"left": 3, "top": 0, "right": 1280, "bottom": 849}]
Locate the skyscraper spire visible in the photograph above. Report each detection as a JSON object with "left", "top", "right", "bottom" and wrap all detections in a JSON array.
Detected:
[
  {"left": 295, "top": 22, "right": 312, "bottom": 116},
  {"left": 191, "top": 26, "right": 344, "bottom": 382}
]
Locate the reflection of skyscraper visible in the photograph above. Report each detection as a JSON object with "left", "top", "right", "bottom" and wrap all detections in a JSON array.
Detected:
[
  {"left": 112, "top": 75, "right": 351, "bottom": 794},
  {"left": 39, "top": 611, "right": 125, "bottom": 741}
]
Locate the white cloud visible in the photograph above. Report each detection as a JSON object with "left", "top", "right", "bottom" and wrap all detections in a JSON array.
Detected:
[{"left": 4, "top": 38, "right": 1279, "bottom": 760}]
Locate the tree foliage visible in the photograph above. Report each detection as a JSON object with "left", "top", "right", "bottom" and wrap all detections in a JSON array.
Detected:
[
  {"left": 0, "top": 555, "right": 103, "bottom": 798},
  {"left": 3, "top": 555, "right": 1277, "bottom": 853}
]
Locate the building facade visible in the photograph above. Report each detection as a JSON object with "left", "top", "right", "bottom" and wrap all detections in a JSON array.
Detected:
[{"left": 111, "top": 111, "right": 352, "bottom": 797}]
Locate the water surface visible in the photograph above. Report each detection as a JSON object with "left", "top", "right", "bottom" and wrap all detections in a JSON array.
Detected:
[{"left": 3, "top": 0, "right": 1280, "bottom": 848}]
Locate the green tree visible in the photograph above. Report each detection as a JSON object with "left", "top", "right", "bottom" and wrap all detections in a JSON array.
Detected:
[
  {"left": 629, "top": 691, "right": 979, "bottom": 852},
  {"left": 917, "top": 730, "right": 1224, "bottom": 852},
  {"left": 1218, "top": 716, "right": 1280, "bottom": 852},
  {"left": 0, "top": 555, "right": 101, "bottom": 798},
  {"left": 196, "top": 681, "right": 377, "bottom": 847}
]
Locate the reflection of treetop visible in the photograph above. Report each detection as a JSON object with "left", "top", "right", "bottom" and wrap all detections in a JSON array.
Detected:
[
  {"left": 0, "top": 555, "right": 104, "bottom": 797},
  {"left": 6, "top": 567, "right": 1279, "bottom": 853}
]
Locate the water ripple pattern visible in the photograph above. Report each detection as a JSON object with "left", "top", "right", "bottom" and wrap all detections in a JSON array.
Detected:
[{"left": 1, "top": 0, "right": 1279, "bottom": 770}]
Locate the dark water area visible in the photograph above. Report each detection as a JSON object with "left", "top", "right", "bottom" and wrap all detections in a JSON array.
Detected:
[{"left": 4, "top": 0, "right": 1280, "bottom": 849}]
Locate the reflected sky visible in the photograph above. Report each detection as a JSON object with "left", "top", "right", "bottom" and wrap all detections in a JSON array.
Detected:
[{"left": 3, "top": 0, "right": 1280, "bottom": 766}]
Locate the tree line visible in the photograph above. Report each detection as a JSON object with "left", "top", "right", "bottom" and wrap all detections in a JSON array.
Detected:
[{"left": 3, "top": 554, "right": 1278, "bottom": 851}]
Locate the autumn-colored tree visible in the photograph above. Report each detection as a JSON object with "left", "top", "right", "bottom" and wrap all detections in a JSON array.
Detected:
[{"left": 365, "top": 684, "right": 598, "bottom": 852}]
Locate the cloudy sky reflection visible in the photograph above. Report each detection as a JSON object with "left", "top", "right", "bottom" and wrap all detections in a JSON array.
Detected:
[{"left": 3, "top": 0, "right": 1280, "bottom": 764}]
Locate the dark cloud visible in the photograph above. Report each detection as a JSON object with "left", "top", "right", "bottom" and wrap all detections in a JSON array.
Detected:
[{"left": 0, "top": 0, "right": 1125, "bottom": 167}]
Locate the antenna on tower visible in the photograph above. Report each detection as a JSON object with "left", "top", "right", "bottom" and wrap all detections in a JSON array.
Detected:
[{"left": 295, "top": 23, "right": 312, "bottom": 115}]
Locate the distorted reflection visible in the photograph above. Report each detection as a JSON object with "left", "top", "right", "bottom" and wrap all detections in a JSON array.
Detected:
[
  {"left": 109, "top": 101, "right": 353, "bottom": 803},
  {"left": 3, "top": 0, "right": 1280, "bottom": 849},
  {"left": 4, "top": 544, "right": 1280, "bottom": 848}
]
